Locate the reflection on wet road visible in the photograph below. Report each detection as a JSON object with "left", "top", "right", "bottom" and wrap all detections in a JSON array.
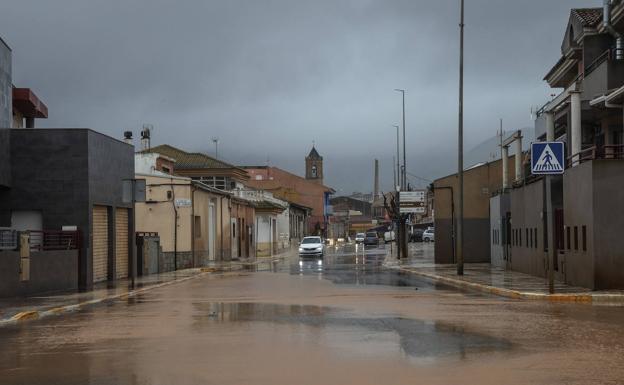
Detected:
[
  {"left": 193, "top": 302, "right": 512, "bottom": 361},
  {"left": 1, "top": 242, "right": 623, "bottom": 385}
]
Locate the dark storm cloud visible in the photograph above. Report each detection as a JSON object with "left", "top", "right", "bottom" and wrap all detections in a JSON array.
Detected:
[{"left": 1, "top": 0, "right": 596, "bottom": 193}]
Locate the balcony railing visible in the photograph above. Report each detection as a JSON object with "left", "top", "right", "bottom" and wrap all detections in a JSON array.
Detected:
[
  {"left": 28, "top": 230, "right": 80, "bottom": 251},
  {"left": 0, "top": 228, "right": 18, "bottom": 250},
  {"left": 567, "top": 145, "right": 624, "bottom": 167}
]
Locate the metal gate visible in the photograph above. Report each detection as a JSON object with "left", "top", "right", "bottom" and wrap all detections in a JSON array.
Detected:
[
  {"left": 137, "top": 232, "right": 160, "bottom": 275},
  {"left": 92, "top": 206, "right": 109, "bottom": 283},
  {"left": 115, "top": 208, "right": 129, "bottom": 279}
]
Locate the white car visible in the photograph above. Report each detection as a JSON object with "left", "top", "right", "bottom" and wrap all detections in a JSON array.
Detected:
[
  {"left": 355, "top": 233, "right": 366, "bottom": 243},
  {"left": 423, "top": 229, "right": 435, "bottom": 242},
  {"left": 384, "top": 231, "right": 395, "bottom": 243},
  {"left": 299, "top": 236, "right": 325, "bottom": 258}
]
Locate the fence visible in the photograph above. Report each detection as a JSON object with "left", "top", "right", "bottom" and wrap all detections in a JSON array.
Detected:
[
  {"left": 567, "top": 145, "right": 624, "bottom": 167},
  {"left": 0, "top": 228, "right": 18, "bottom": 250},
  {"left": 28, "top": 230, "right": 80, "bottom": 251}
]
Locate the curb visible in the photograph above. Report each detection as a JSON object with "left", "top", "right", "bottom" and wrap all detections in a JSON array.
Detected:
[
  {"left": 0, "top": 270, "right": 208, "bottom": 328},
  {"left": 390, "top": 265, "right": 624, "bottom": 304}
]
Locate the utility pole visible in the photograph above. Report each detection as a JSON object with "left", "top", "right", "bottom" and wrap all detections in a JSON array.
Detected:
[{"left": 457, "top": 0, "right": 465, "bottom": 276}]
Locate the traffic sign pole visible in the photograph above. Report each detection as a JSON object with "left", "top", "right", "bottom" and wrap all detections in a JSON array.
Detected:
[
  {"left": 546, "top": 175, "right": 555, "bottom": 294},
  {"left": 531, "top": 141, "right": 564, "bottom": 294}
]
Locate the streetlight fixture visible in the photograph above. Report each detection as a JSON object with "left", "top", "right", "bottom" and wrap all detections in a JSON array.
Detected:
[
  {"left": 394, "top": 89, "right": 406, "bottom": 190},
  {"left": 457, "top": 0, "right": 465, "bottom": 276}
]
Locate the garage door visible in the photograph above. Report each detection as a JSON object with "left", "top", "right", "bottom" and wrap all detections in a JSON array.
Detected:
[
  {"left": 115, "top": 208, "right": 129, "bottom": 279},
  {"left": 92, "top": 206, "right": 109, "bottom": 283}
]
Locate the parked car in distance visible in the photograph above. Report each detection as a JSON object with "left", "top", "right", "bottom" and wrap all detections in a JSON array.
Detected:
[
  {"left": 355, "top": 233, "right": 366, "bottom": 243},
  {"left": 298, "top": 236, "right": 324, "bottom": 258},
  {"left": 363, "top": 232, "right": 379, "bottom": 246},
  {"left": 422, "top": 229, "right": 435, "bottom": 242},
  {"left": 384, "top": 230, "right": 395, "bottom": 243},
  {"left": 410, "top": 228, "right": 424, "bottom": 242}
]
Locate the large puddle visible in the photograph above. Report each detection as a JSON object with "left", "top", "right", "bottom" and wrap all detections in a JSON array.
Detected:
[{"left": 192, "top": 302, "right": 512, "bottom": 362}]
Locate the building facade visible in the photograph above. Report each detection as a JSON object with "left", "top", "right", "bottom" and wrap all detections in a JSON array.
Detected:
[
  {"left": 434, "top": 155, "right": 517, "bottom": 264},
  {"left": 0, "top": 129, "right": 134, "bottom": 290},
  {"left": 490, "top": 3, "right": 624, "bottom": 289},
  {"left": 244, "top": 165, "right": 333, "bottom": 235}
]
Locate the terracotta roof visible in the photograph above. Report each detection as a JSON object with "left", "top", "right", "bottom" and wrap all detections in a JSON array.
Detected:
[
  {"left": 143, "top": 144, "right": 243, "bottom": 171},
  {"left": 571, "top": 8, "right": 603, "bottom": 27},
  {"left": 307, "top": 146, "right": 322, "bottom": 160}
]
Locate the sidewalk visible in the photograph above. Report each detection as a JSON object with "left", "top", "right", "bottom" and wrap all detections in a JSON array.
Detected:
[
  {"left": 0, "top": 262, "right": 247, "bottom": 327},
  {"left": 385, "top": 244, "right": 624, "bottom": 304}
]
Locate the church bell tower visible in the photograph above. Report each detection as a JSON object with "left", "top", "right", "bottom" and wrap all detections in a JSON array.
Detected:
[{"left": 305, "top": 145, "right": 323, "bottom": 184}]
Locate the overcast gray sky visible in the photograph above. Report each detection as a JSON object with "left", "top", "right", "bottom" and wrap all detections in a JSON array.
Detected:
[{"left": 1, "top": 0, "right": 596, "bottom": 194}]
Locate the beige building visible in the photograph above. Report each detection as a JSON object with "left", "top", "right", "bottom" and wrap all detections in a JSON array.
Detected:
[{"left": 135, "top": 173, "right": 231, "bottom": 271}]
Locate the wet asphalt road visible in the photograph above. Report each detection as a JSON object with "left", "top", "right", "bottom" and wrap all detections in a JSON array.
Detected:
[{"left": 1, "top": 243, "right": 624, "bottom": 385}]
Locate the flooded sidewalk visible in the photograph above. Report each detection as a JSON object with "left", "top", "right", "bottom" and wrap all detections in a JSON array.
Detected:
[{"left": 387, "top": 242, "right": 624, "bottom": 303}]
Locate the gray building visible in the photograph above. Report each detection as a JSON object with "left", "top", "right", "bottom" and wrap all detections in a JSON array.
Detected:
[
  {"left": 490, "top": 4, "right": 624, "bottom": 290},
  {"left": 0, "top": 129, "right": 134, "bottom": 291},
  {"left": 0, "top": 37, "right": 11, "bottom": 129}
]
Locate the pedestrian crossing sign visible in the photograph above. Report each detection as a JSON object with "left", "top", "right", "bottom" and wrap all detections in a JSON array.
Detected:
[{"left": 531, "top": 142, "right": 565, "bottom": 175}]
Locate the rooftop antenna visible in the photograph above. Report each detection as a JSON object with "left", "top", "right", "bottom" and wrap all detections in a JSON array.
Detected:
[
  {"left": 211, "top": 137, "right": 219, "bottom": 159},
  {"left": 140, "top": 124, "right": 153, "bottom": 151}
]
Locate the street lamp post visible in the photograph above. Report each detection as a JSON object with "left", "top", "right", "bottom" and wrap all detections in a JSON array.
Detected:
[
  {"left": 394, "top": 89, "right": 406, "bottom": 190},
  {"left": 457, "top": 0, "right": 465, "bottom": 276},
  {"left": 393, "top": 125, "right": 400, "bottom": 189}
]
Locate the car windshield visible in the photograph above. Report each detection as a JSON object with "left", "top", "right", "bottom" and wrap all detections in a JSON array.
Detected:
[
  {"left": 301, "top": 237, "right": 321, "bottom": 244},
  {"left": 356, "top": 233, "right": 365, "bottom": 237},
  {"left": 366, "top": 232, "right": 377, "bottom": 237}
]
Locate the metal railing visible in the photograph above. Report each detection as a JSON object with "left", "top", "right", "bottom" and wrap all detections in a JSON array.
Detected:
[
  {"left": 0, "top": 228, "right": 18, "bottom": 250},
  {"left": 28, "top": 230, "right": 80, "bottom": 251},
  {"left": 567, "top": 145, "right": 624, "bottom": 166}
]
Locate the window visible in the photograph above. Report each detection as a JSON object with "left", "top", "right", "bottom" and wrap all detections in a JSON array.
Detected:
[
  {"left": 574, "top": 226, "right": 579, "bottom": 251},
  {"left": 566, "top": 227, "right": 571, "bottom": 250},
  {"left": 519, "top": 229, "right": 522, "bottom": 247},
  {"left": 197, "top": 176, "right": 230, "bottom": 190},
  {"left": 582, "top": 226, "right": 587, "bottom": 252},
  {"left": 161, "top": 166, "right": 171, "bottom": 174},
  {"left": 526, "top": 228, "right": 529, "bottom": 248},
  {"left": 534, "top": 228, "right": 538, "bottom": 249},
  {"left": 167, "top": 190, "right": 172, "bottom": 200},
  {"left": 194, "top": 216, "right": 201, "bottom": 238},
  {"left": 232, "top": 222, "right": 236, "bottom": 238},
  {"left": 311, "top": 165, "right": 317, "bottom": 178},
  {"left": 529, "top": 228, "right": 532, "bottom": 248}
]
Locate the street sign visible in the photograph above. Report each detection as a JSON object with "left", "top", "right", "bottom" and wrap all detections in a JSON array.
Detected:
[
  {"left": 399, "top": 190, "right": 426, "bottom": 214},
  {"left": 175, "top": 198, "right": 192, "bottom": 208},
  {"left": 531, "top": 142, "right": 565, "bottom": 175}
]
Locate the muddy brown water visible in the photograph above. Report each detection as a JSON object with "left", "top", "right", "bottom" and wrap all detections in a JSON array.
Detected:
[{"left": 1, "top": 245, "right": 623, "bottom": 384}]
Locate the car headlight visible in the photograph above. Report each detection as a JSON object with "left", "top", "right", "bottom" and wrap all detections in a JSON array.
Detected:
[
  {"left": 316, "top": 247, "right": 322, "bottom": 251},
  {"left": 299, "top": 247, "right": 304, "bottom": 252}
]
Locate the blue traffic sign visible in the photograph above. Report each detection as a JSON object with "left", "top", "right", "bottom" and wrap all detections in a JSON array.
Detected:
[{"left": 531, "top": 142, "right": 565, "bottom": 175}]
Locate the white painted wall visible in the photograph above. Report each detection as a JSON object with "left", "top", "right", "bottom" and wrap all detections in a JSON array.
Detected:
[{"left": 277, "top": 207, "right": 290, "bottom": 250}]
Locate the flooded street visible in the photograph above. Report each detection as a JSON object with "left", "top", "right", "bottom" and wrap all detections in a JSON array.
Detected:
[{"left": 1, "top": 243, "right": 624, "bottom": 385}]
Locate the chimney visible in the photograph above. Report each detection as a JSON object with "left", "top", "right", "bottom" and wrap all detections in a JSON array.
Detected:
[
  {"left": 374, "top": 159, "right": 380, "bottom": 200},
  {"left": 140, "top": 124, "right": 152, "bottom": 151},
  {"left": 123, "top": 131, "right": 133, "bottom": 145}
]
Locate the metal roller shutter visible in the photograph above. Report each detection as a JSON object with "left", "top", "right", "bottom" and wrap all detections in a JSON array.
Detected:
[
  {"left": 115, "top": 208, "right": 129, "bottom": 279},
  {"left": 92, "top": 206, "right": 109, "bottom": 283}
]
